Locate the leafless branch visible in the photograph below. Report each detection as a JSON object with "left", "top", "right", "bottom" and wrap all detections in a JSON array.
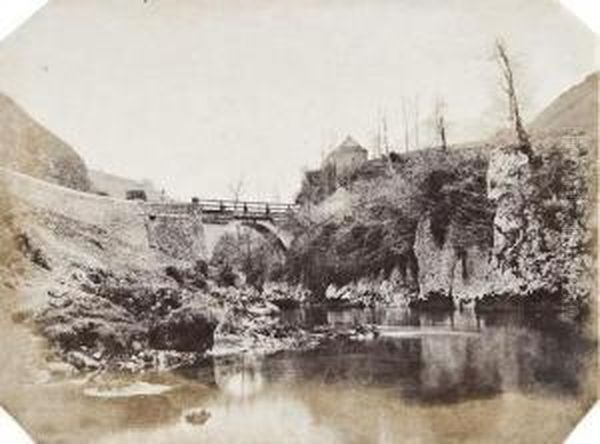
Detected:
[{"left": 494, "top": 38, "right": 532, "bottom": 156}]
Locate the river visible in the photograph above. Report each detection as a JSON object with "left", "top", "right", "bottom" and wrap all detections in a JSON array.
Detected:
[{"left": 2, "top": 308, "right": 596, "bottom": 444}]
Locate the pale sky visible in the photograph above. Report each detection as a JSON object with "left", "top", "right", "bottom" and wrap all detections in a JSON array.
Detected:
[{"left": 0, "top": 0, "right": 596, "bottom": 201}]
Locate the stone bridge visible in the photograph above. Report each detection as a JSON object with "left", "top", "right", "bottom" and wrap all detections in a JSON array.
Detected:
[{"left": 142, "top": 199, "right": 298, "bottom": 261}]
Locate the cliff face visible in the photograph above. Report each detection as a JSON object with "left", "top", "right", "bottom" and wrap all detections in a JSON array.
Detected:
[
  {"left": 413, "top": 216, "right": 492, "bottom": 303},
  {"left": 412, "top": 134, "right": 595, "bottom": 309},
  {"left": 483, "top": 136, "right": 595, "bottom": 307},
  {"left": 0, "top": 94, "right": 90, "bottom": 192}
]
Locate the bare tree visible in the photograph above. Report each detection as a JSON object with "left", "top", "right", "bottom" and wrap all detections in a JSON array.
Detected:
[
  {"left": 494, "top": 39, "right": 532, "bottom": 157},
  {"left": 228, "top": 175, "right": 245, "bottom": 208},
  {"left": 381, "top": 114, "right": 390, "bottom": 157},
  {"left": 434, "top": 97, "right": 448, "bottom": 151},
  {"left": 380, "top": 113, "right": 396, "bottom": 174},
  {"left": 413, "top": 94, "right": 420, "bottom": 150},
  {"left": 401, "top": 97, "right": 410, "bottom": 153},
  {"left": 227, "top": 176, "right": 246, "bottom": 255}
]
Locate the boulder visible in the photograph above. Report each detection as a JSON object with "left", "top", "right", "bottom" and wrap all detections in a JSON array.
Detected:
[
  {"left": 65, "top": 351, "right": 102, "bottom": 371},
  {"left": 148, "top": 302, "right": 219, "bottom": 352}
]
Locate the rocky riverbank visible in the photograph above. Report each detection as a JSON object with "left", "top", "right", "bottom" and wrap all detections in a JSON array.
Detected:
[
  {"left": 25, "top": 263, "right": 325, "bottom": 374},
  {"left": 0, "top": 169, "right": 319, "bottom": 377}
]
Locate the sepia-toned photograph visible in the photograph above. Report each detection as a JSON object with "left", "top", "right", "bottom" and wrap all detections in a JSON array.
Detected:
[{"left": 0, "top": 1, "right": 597, "bottom": 443}]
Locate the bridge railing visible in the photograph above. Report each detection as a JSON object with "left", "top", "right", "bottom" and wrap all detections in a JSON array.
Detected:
[
  {"left": 195, "top": 199, "right": 298, "bottom": 220},
  {"left": 143, "top": 199, "right": 298, "bottom": 221}
]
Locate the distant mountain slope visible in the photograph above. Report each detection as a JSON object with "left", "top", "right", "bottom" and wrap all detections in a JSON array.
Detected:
[
  {"left": 0, "top": 93, "right": 90, "bottom": 191},
  {"left": 89, "top": 169, "right": 164, "bottom": 201},
  {"left": 530, "top": 72, "right": 598, "bottom": 135}
]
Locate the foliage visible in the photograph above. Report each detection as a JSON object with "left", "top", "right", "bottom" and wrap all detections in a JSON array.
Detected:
[
  {"left": 285, "top": 146, "right": 493, "bottom": 296},
  {"left": 211, "top": 228, "right": 285, "bottom": 288}
]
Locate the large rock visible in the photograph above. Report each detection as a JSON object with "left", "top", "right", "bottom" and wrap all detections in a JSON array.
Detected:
[
  {"left": 0, "top": 93, "right": 90, "bottom": 191},
  {"left": 148, "top": 301, "right": 219, "bottom": 352},
  {"left": 36, "top": 288, "right": 145, "bottom": 355}
]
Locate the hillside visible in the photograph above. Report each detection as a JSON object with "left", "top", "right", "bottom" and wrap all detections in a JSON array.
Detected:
[
  {"left": 0, "top": 167, "right": 161, "bottom": 309},
  {"left": 0, "top": 93, "right": 90, "bottom": 191},
  {"left": 89, "top": 169, "right": 165, "bottom": 200},
  {"left": 530, "top": 72, "right": 599, "bottom": 135}
]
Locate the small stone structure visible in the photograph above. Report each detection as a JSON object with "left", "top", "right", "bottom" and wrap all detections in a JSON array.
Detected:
[{"left": 322, "top": 136, "right": 368, "bottom": 178}]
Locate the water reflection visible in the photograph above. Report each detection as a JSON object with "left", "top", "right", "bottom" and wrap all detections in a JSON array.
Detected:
[
  {"left": 214, "top": 355, "right": 265, "bottom": 398},
  {"left": 12, "top": 308, "right": 595, "bottom": 444},
  {"left": 219, "top": 308, "right": 592, "bottom": 402}
]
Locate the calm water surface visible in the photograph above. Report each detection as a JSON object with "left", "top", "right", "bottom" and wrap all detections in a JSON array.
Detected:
[{"left": 6, "top": 308, "right": 596, "bottom": 444}]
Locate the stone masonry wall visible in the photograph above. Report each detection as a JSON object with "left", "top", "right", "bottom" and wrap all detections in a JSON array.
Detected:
[{"left": 144, "top": 204, "right": 206, "bottom": 262}]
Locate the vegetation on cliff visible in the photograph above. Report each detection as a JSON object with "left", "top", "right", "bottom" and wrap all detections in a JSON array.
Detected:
[
  {"left": 283, "top": 128, "right": 595, "bottom": 311},
  {"left": 285, "top": 145, "right": 493, "bottom": 298}
]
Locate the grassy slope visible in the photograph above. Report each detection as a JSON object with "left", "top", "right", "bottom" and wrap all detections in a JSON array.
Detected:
[
  {"left": 530, "top": 72, "right": 598, "bottom": 135},
  {"left": 0, "top": 93, "right": 91, "bottom": 192}
]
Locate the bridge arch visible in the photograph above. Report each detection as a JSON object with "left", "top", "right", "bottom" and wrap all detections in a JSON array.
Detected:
[
  {"left": 142, "top": 199, "right": 297, "bottom": 262},
  {"left": 203, "top": 219, "right": 293, "bottom": 262}
]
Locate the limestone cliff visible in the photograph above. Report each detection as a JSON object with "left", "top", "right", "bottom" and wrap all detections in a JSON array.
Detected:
[
  {"left": 413, "top": 216, "right": 492, "bottom": 304},
  {"left": 483, "top": 136, "right": 595, "bottom": 308},
  {"left": 411, "top": 134, "right": 594, "bottom": 309}
]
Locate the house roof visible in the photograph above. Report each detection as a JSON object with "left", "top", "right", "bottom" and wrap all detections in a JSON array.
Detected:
[
  {"left": 322, "top": 135, "right": 368, "bottom": 167},
  {"left": 336, "top": 135, "right": 365, "bottom": 152}
]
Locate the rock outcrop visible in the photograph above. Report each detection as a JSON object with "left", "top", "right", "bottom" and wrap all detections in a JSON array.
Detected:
[
  {"left": 412, "top": 135, "right": 594, "bottom": 311},
  {"left": 148, "top": 301, "right": 219, "bottom": 352},
  {"left": 482, "top": 138, "right": 594, "bottom": 309},
  {"left": 413, "top": 216, "right": 492, "bottom": 307}
]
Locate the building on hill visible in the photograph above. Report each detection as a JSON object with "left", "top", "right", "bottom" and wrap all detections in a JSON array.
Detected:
[
  {"left": 296, "top": 136, "right": 368, "bottom": 205},
  {"left": 322, "top": 136, "right": 368, "bottom": 178}
]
